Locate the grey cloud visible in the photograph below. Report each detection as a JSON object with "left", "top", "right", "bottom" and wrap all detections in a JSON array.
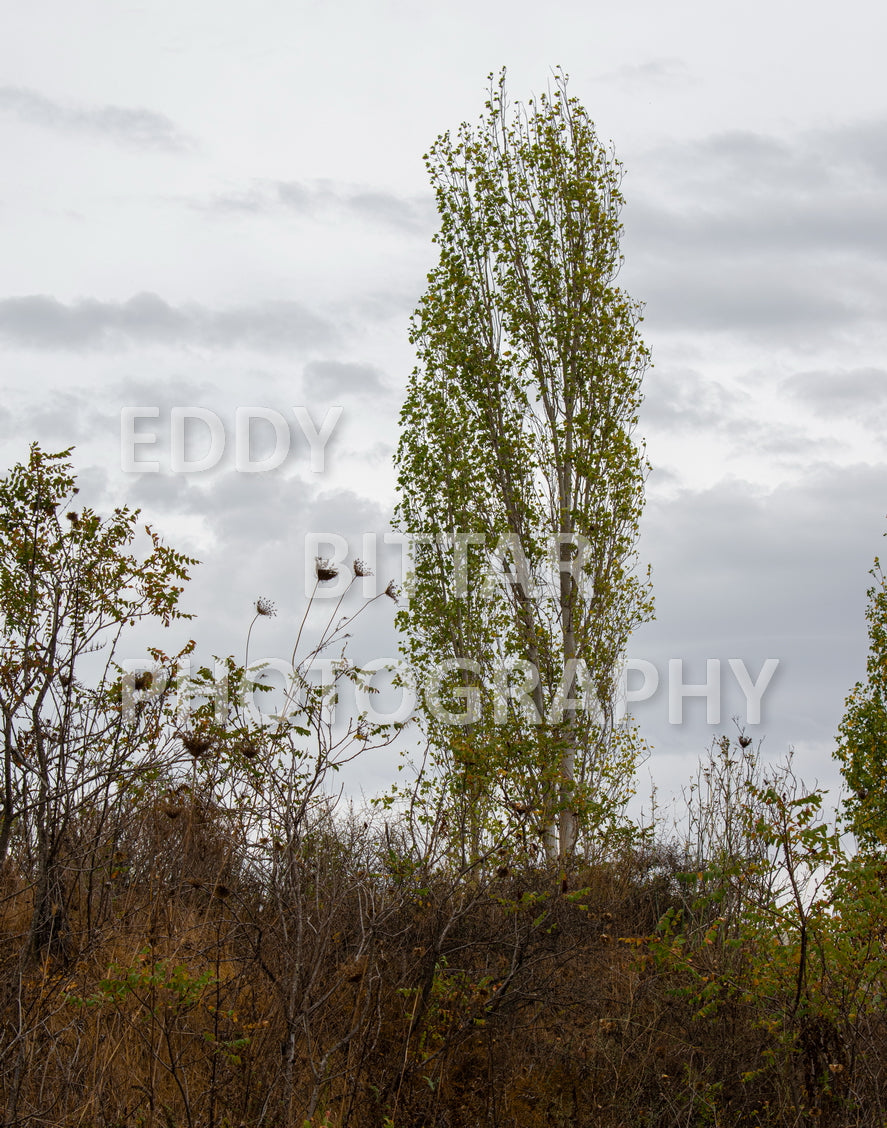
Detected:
[
  {"left": 742, "top": 422, "right": 844, "bottom": 461},
  {"left": 113, "top": 373, "right": 220, "bottom": 404},
  {"left": 638, "top": 120, "right": 887, "bottom": 194},
  {"left": 138, "top": 471, "right": 313, "bottom": 550},
  {"left": 781, "top": 367, "right": 887, "bottom": 423},
  {"left": 199, "top": 179, "right": 435, "bottom": 233},
  {"left": 363, "top": 440, "right": 396, "bottom": 465},
  {"left": 626, "top": 193, "right": 887, "bottom": 260},
  {"left": 302, "top": 360, "right": 389, "bottom": 399},
  {"left": 277, "top": 179, "right": 436, "bottom": 232},
  {"left": 124, "top": 463, "right": 394, "bottom": 565},
  {"left": 649, "top": 129, "right": 822, "bottom": 191},
  {"left": 198, "top": 189, "right": 266, "bottom": 214},
  {"left": 0, "top": 385, "right": 118, "bottom": 451},
  {"left": 809, "top": 120, "right": 887, "bottom": 184},
  {"left": 0, "top": 292, "right": 337, "bottom": 353},
  {"left": 631, "top": 462, "right": 887, "bottom": 784},
  {"left": 123, "top": 469, "right": 197, "bottom": 516},
  {"left": 622, "top": 120, "right": 887, "bottom": 340},
  {"left": 635, "top": 263, "right": 861, "bottom": 340},
  {"left": 342, "top": 285, "right": 423, "bottom": 323},
  {"left": 20, "top": 390, "right": 104, "bottom": 442},
  {"left": 8, "top": 372, "right": 223, "bottom": 442},
  {"left": 120, "top": 469, "right": 401, "bottom": 671},
  {"left": 274, "top": 182, "right": 312, "bottom": 211},
  {"left": 626, "top": 245, "right": 878, "bottom": 346},
  {"left": 646, "top": 465, "right": 682, "bottom": 493},
  {"left": 641, "top": 365, "right": 849, "bottom": 473},
  {"left": 641, "top": 367, "right": 746, "bottom": 431},
  {"left": 596, "top": 58, "right": 692, "bottom": 87},
  {"left": 0, "top": 86, "right": 191, "bottom": 151}
]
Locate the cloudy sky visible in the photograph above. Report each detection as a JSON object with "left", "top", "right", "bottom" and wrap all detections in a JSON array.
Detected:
[{"left": 2, "top": 0, "right": 885, "bottom": 810}]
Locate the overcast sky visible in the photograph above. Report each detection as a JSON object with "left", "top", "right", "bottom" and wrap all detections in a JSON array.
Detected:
[{"left": 2, "top": 0, "right": 885, "bottom": 811}]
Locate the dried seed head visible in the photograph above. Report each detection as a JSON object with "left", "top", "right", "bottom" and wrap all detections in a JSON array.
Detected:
[
  {"left": 180, "top": 732, "right": 213, "bottom": 757},
  {"left": 384, "top": 579, "right": 400, "bottom": 602},
  {"left": 133, "top": 671, "right": 154, "bottom": 691},
  {"left": 315, "top": 557, "right": 339, "bottom": 582},
  {"left": 352, "top": 557, "right": 373, "bottom": 577},
  {"left": 236, "top": 738, "right": 258, "bottom": 759},
  {"left": 255, "top": 596, "right": 277, "bottom": 617}
]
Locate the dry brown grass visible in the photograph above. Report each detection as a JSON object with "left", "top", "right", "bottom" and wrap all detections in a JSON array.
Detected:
[{"left": 3, "top": 788, "right": 887, "bottom": 1128}]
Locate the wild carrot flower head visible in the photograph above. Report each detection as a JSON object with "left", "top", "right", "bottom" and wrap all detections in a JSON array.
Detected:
[
  {"left": 315, "top": 557, "right": 339, "bottom": 582},
  {"left": 255, "top": 596, "right": 277, "bottom": 617},
  {"left": 180, "top": 731, "right": 213, "bottom": 757}
]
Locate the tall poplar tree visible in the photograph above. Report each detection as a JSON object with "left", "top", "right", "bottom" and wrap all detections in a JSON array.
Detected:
[{"left": 394, "top": 71, "right": 652, "bottom": 860}]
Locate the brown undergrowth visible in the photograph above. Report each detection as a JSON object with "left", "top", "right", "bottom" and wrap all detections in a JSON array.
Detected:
[{"left": 4, "top": 775, "right": 887, "bottom": 1128}]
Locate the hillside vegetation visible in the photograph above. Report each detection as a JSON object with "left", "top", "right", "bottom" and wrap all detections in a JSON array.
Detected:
[{"left": 3, "top": 446, "right": 887, "bottom": 1127}]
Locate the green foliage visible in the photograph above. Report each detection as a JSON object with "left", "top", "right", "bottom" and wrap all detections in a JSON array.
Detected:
[
  {"left": 0, "top": 444, "right": 199, "bottom": 931},
  {"left": 646, "top": 737, "right": 887, "bottom": 1120},
  {"left": 0, "top": 445, "right": 195, "bottom": 640},
  {"left": 394, "top": 69, "right": 651, "bottom": 860},
  {"left": 836, "top": 556, "right": 887, "bottom": 847},
  {"left": 68, "top": 951, "right": 217, "bottom": 1010}
]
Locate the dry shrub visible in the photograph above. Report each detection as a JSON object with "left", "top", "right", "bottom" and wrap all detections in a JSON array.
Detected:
[{"left": 4, "top": 783, "right": 887, "bottom": 1127}]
